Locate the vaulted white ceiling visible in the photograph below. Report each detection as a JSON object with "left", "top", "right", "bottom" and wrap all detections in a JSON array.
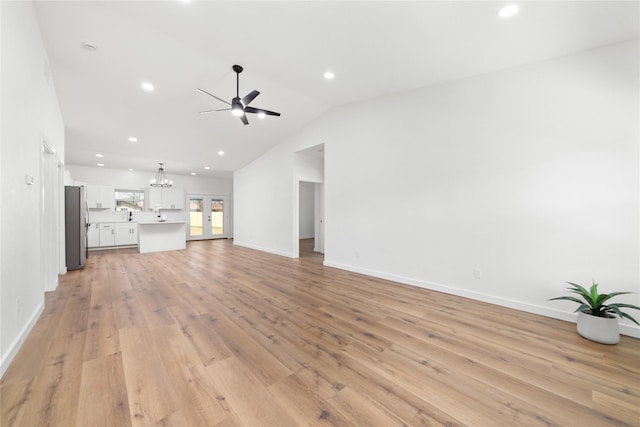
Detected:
[{"left": 34, "top": 1, "right": 639, "bottom": 178}]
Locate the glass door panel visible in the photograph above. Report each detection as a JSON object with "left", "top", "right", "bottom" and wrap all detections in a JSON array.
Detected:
[
  {"left": 211, "top": 199, "right": 224, "bottom": 236},
  {"left": 189, "top": 198, "right": 204, "bottom": 238}
]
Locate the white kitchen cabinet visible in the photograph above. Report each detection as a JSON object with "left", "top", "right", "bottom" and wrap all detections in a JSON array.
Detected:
[
  {"left": 87, "top": 223, "right": 99, "bottom": 248},
  {"left": 129, "top": 224, "right": 139, "bottom": 245},
  {"left": 115, "top": 223, "right": 138, "bottom": 246},
  {"left": 148, "top": 187, "right": 184, "bottom": 210},
  {"left": 98, "top": 223, "right": 115, "bottom": 247},
  {"left": 148, "top": 187, "right": 162, "bottom": 210},
  {"left": 86, "top": 185, "right": 115, "bottom": 209},
  {"left": 89, "top": 222, "right": 138, "bottom": 249},
  {"left": 163, "top": 188, "right": 184, "bottom": 209}
]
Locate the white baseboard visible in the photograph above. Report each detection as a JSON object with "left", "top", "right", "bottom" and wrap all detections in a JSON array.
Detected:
[
  {"left": 233, "top": 241, "right": 296, "bottom": 258},
  {"left": 0, "top": 302, "right": 45, "bottom": 378},
  {"left": 323, "top": 260, "right": 640, "bottom": 339}
]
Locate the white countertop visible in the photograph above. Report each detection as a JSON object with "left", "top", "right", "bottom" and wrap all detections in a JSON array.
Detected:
[{"left": 137, "top": 221, "right": 186, "bottom": 225}]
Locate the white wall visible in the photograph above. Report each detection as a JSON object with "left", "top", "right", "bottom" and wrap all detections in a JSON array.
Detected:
[
  {"left": 67, "top": 164, "right": 232, "bottom": 194},
  {"left": 234, "top": 145, "right": 296, "bottom": 256},
  {"left": 233, "top": 40, "right": 640, "bottom": 337},
  {"left": 0, "top": 0, "right": 3, "bottom": 381},
  {"left": 299, "top": 182, "right": 315, "bottom": 239},
  {"left": 1, "top": 1, "right": 66, "bottom": 376}
]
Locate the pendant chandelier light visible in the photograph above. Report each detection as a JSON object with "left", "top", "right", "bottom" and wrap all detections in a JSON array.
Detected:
[{"left": 150, "top": 163, "right": 172, "bottom": 187}]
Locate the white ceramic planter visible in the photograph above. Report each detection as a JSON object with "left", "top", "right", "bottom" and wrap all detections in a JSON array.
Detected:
[{"left": 576, "top": 311, "right": 620, "bottom": 344}]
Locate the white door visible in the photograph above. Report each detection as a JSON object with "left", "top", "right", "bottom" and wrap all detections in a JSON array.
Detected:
[{"left": 187, "top": 195, "right": 229, "bottom": 240}]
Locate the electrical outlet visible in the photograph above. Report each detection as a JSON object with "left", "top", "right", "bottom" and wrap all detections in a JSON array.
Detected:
[
  {"left": 355, "top": 251, "right": 360, "bottom": 258},
  {"left": 16, "top": 298, "right": 21, "bottom": 314},
  {"left": 473, "top": 268, "right": 482, "bottom": 279}
]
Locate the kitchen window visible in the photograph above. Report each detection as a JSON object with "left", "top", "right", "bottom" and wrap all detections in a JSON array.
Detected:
[{"left": 115, "top": 189, "right": 145, "bottom": 211}]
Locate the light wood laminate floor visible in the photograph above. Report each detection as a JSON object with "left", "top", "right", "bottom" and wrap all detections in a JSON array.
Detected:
[{"left": 2, "top": 239, "right": 639, "bottom": 426}]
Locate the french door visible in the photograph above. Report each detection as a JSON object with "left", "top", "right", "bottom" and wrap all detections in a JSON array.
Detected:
[{"left": 187, "top": 195, "right": 228, "bottom": 240}]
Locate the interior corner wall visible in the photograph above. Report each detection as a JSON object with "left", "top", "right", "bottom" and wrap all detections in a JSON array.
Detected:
[
  {"left": 1, "top": 1, "right": 66, "bottom": 377},
  {"left": 233, "top": 39, "right": 639, "bottom": 337},
  {"left": 233, "top": 140, "right": 326, "bottom": 257},
  {"left": 233, "top": 145, "right": 297, "bottom": 257}
]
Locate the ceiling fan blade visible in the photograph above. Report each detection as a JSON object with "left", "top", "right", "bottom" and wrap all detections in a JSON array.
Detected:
[
  {"left": 242, "top": 90, "right": 260, "bottom": 106},
  {"left": 196, "top": 88, "right": 231, "bottom": 106},
  {"left": 240, "top": 114, "right": 249, "bottom": 125},
  {"left": 199, "top": 108, "right": 231, "bottom": 114},
  {"left": 244, "top": 106, "right": 281, "bottom": 117}
]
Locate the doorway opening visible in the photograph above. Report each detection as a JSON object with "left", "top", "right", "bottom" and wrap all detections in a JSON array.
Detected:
[
  {"left": 298, "top": 180, "right": 324, "bottom": 258},
  {"left": 187, "top": 195, "right": 229, "bottom": 240},
  {"left": 294, "top": 143, "right": 325, "bottom": 259}
]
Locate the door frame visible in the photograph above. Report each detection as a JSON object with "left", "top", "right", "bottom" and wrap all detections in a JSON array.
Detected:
[
  {"left": 186, "top": 194, "right": 230, "bottom": 241},
  {"left": 40, "top": 141, "right": 59, "bottom": 291},
  {"left": 294, "top": 180, "right": 324, "bottom": 258}
]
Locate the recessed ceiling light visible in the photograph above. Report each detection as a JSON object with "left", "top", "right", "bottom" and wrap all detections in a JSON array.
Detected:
[
  {"left": 498, "top": 4, "right": 519, "bottom": 18},
  {"left": 128, "top": 136, "right": 138, "bottom": 142},
  {"left": 95, "top": 153, "right": 103, "bottom": 158},
  {"left": 218, "top": 151, "right": 224, "bottom": 156},
  {"left": 204, "top": 166, "right": 210, "bottom": 170},
  {"left": 81, "top": 42, "right": 97, "bottom": 51},
  {"left": 179, "top": 0, "right": 192, "bottom": 3},
  {"left": 257, "top": 111, "right": 266, "bottom": 119},
  {"left": 97, "top": 163, "right": 104, "bottom": 167},
  {"left": 191, "top": 172, "right": 197, "bottom": 176},
  {"left": 141, "top": 82, "right": 155, "bottom": 91},
  {"left": 129, "top": 168, "right": 134, "bottom": 171},
  {"left": 324, "top": 71, "right": 335, "bottom": 80}
]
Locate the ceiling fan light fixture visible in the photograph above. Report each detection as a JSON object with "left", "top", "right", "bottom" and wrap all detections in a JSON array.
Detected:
[
  {"left": 231, "top": 98, "right": 244, "bottom": 116},
  {"left": 198, "top": 65, "right": 280, "bottom": 125}
]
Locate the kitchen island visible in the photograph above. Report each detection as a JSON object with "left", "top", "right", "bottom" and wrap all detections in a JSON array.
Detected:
[{"left": 137, "top": 221, "right": 186, "bottom": 254}]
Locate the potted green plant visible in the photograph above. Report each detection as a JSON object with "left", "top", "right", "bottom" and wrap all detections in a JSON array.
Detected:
[{"left": 550, "top": 281, "right": 640, "bottom": 344}]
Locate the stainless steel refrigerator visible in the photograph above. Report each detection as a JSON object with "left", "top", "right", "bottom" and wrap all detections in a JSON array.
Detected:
[{"left": 65, "top": 186, "right": 88, "bottom": 270}]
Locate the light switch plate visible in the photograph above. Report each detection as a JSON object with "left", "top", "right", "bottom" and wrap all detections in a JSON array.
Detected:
[{"left": 25, "top": 173, "right": 34, "bottom": 185}]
